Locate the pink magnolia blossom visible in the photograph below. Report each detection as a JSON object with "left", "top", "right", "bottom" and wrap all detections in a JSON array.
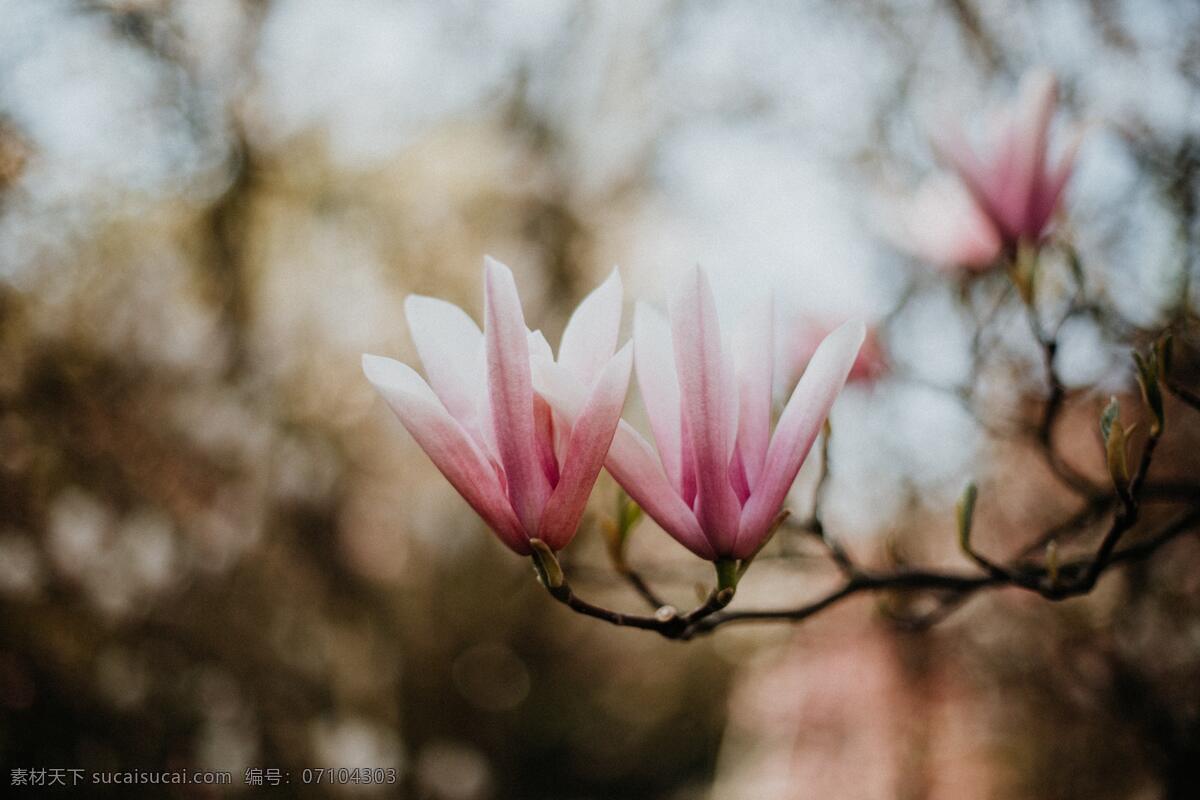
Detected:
[
  {"left": 791, "top": 318, "right": 887, "bottom": 386},
  {"left": 362, "top": 257, "right": 631, "bottom": 554},
  {"left": 900, "top": 175, "right": 1004, "bottom": 271},
  {"left": 907, "top": 68, "right": 1082, "bottom": 271},
  {"left": 535, "top": 267, "right": 864, "bottom": 562}
]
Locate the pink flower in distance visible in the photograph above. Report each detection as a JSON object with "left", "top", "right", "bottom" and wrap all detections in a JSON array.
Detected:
[
  {"left": 940, "top": 69, "right": 1080, "bottom": 245},
  {"left": 910, "top": 68, "right": 1082, "bottom": 270},
  {"left": 792, "top": 319, "right": 886, "bottom": 386},
  {"left": 900, "top": 175, "right": 1004, "bottom": 271},
  {"left": 363, "top": 257, "right": 632, "bottom": 554},
  {"left": 535, "top": 267, "right": 864, "bottom": 561}
]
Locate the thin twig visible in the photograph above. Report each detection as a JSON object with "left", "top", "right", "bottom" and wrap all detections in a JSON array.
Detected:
[
  {"left": 619, "top": 568, "right": 671, "bottom": 611},
  {"left": 1026, "top": 302, "right": 1103, "bottom": 498},
  {"left": 1079, "top": 426, "right": 1162, "bottom": 589},
  {"left": 544, "top": 583, "right": 673, "bottom": 634},
  {"left": 1166, "top": 378, "right": 1200, "bottom": 412},
  {"left": 542, "top": 499, "right": 1199, "bottom": 640},
  {"left": 795, "top": 423, "right": 857, "bottom": 576}
]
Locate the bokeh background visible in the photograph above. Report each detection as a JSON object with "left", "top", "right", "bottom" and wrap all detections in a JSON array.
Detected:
[{"left": 2, "top": 1, "right": 1199, "bottom": 797}]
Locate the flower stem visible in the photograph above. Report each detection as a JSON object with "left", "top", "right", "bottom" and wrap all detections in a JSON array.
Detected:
[{"left": 714, "top": 559, "right": 739, "bottom": 593}]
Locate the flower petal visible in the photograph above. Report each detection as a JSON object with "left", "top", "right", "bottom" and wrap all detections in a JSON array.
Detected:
[
  {"left": 1004, "top": 68, "right": 1057, "bottom": 237},
  {"left": 558, "top": 269, "right": 623, "bottom": 386},
  {"left": 538, "top": 343, "right": 633, "bottom": 550},
  {"left": 736, "top": 320, "right": 864, "bottom": 558},
  {"left": 902, "top": 176, "right": 1002, "bottom": 270},
  {"left": 670, "top": 267, "right": 742, "bottom": 555},
  {"left": 1029, "top": 123, "right": 1083, "bottom": 235},
  {"left": 609, "top": 421, "right": 715, "bottom": 560},
  {"left": 404, "top": 295, "right": 484, "bottom": 426},
  {"left": 484, "top": 256, "right": 551, "bottom": 534},
  {"left": 633, "top": 302, "right": 684, "bottom": 494},
  {"left": 362, "top": 354, "right": 527, "bottom": 553},
  {"left": 934, "top": 125, "right": 992, "bottom": 218},
  {"left": 734, "top": 293, "right": 773, "bottom": 491},
  {"left": 527, "top": 329, "right": 554, "bottom": 364},
  {"left": 533, "top": 357, "right": 714, "bottom": 559}
]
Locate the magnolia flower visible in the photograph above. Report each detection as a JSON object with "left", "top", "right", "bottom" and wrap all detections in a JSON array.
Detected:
[
  {"left": 536, "top": 267, "right": 864, "bottom": 562},
  {"left": 792, "top": 319, "right": 886, "bottom": 385},
  {"left": 900, "top": 175, "right": 1004, "bottom": 271},
  {"left": 362, "top": 257, "right": 631, "bottom": 554},
  {"left": 906, "top": 68, "right": 1082, "bottom": 271}
]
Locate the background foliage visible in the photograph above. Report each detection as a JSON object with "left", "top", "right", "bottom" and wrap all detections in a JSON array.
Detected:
[{"left": 1, "top": 1, "right": 1199, "bottom": 797}]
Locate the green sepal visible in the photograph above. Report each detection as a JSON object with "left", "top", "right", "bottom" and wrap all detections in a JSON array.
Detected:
[
  {"left": 529, "top": 538, "right": 564, "bottom": 589},
  {"left": 714, "top": 559, "right": 739, "bottom": 594}
]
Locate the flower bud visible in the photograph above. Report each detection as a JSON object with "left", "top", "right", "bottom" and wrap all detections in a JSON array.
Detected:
[
  {"left": 1101, "top": 398, "right": 1129, "bottom": 490},
  {"left": 1133, "top": 350, "right": 1164, "bottom": 437},
  {"left": 956, "top": 482, "right": 978, "bottom": 551}
]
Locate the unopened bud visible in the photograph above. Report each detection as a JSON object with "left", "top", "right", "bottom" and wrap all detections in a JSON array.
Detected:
[
  {"left": 619, "top": 494, "right": 644, "bottom": 536},
  {"left": 604, "top": 492, "right": 643, "bottom": 570},
  {"left": 1100, "top": 396, "right": 1130, "bottom": 490},
  {"left": 1133, "top": 350, "right": 1164, "bottom": 436},
  {"left": 956, "top": 482, "right": 978, "bottom": 551},
  {"left": 1100, "top": 396, "right": 1119, "bottom": 442},
  {"left": 1105, "top": 417, "right": 1129, "bottom": 489}
]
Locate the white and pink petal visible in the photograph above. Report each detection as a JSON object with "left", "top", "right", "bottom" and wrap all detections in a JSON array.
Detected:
[
  {"left": 362, "top": 354, "right": 527, "bottom": 553},
  {"left": 484, "top": 256, "right": 552, "bottom": 534},
  {"left": 736, "top": 320, "right": 865, "bottom": 558},
  {"left": 538, "top": 344, "right": 633, "bottom": 550}
]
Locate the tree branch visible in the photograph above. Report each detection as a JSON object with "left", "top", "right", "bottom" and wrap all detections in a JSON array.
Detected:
[{"left": 536, "top": 314, "right": 1197, "bottom": 641}]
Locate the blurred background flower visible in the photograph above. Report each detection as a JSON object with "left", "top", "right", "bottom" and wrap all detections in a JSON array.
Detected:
[{"left": 1, "top": 1, "right": 1199, "bottom": 798}]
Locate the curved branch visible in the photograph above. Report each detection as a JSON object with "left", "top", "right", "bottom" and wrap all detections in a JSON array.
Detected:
[
  {"left": 538, "top": 332, "right": 1197, "bottom": 641},
  {"left": 541, "top": 500, "right": 1200, "bottom": 640},
  {"left": 690, "top": 504, "right": 1200, "bottom": 637}
]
